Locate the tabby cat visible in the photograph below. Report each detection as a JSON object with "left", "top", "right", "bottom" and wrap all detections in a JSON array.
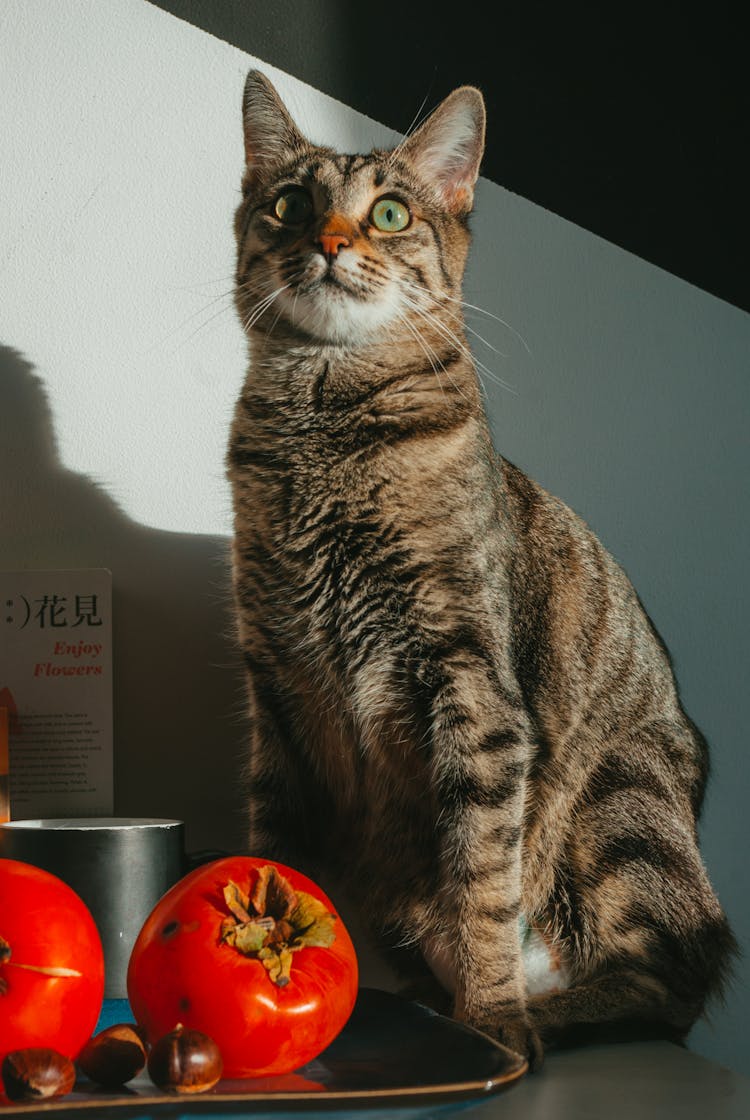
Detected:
[{"left": 228, "top": 70, "right": 734, "bottom": 1067}]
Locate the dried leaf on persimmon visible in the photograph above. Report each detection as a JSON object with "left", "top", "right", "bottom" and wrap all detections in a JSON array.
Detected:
[
  {"left": 251, "top": 865, "right": 297, "bottom": 921},
  {"left": 220, "top": 867, "right": 337, "bottom": 986},
  {"left": 222, "top": 919, "right": 270, "bottom": 955},
  {"left": 223, "top": 881, "right": 253, "bottom": 924},
  {"left": 290, "top": 893, "right": 337, "bottom": 949}
]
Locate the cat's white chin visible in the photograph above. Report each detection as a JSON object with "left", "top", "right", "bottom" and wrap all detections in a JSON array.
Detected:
[{"left": 278, "top": 281, "right": 401, "bottom": 346}]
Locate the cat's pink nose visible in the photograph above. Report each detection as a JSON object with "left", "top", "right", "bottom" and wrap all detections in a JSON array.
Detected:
[{"left": 318, "top": 232, "right": 350, "bottom": 259}]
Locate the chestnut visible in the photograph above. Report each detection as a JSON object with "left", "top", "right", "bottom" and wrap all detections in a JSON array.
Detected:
[
  {"left": 2, "top": 1047, "right": 76, "bottom": 1101},
  {"left": 77, "top": 1022, "right": 148, "bottom": 1086},
  {"left": 147, "top": 1024, "right": 222, "bottom": 1094}
]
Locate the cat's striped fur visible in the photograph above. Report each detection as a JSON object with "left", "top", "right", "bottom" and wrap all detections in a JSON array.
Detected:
[{"left": 228, "top": 71, "right": 735, "bottom": 1067}]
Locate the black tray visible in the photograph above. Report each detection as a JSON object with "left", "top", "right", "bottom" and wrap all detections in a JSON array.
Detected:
[{"left": 0, "top": 988, "right": 527, "bottom": 1115}]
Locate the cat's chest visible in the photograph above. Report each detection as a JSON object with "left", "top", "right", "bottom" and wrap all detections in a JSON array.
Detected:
[
  {"left": 231, "top": 383, "right": 505, "bottom": 673},
  {"left": 236, "top": 404, "right": 484, "bottom": 560},
  {"left": 235, "top": 421, "right": 402, "bottom": 581}
]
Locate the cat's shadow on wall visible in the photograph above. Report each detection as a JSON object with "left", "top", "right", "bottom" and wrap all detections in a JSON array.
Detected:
[
  {"left": 0, "top": 343, "right": 247, "bottom": 853},
  {"left": 0, "top": 342, "right": 406, "bottom": 989}
]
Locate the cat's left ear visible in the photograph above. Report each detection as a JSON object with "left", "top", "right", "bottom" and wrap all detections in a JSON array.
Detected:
[
  {"left": 242, "top": 70, "right": 307, "bottom": 185},
  {"left": 399, "top": 87, "right": 486, "bottom": 214}
]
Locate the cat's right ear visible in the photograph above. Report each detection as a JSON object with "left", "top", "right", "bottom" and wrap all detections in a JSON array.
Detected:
[
  {"left": 399, "top": 86, "right": 486, "bottom": 214},
  {"left": 242, "top": 70, "right": 306, "bottom": 185}
]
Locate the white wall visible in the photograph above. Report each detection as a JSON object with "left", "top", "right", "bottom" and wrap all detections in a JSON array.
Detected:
[{"left": 2, "top": 0, "right": 748, "bottom": 1074}]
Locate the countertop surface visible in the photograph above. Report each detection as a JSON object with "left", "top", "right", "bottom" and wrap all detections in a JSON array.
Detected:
[
  {"left": 451, "top": 1037, "right": 749, "bottom": 1120},
  {"left": 1, "top": 993, "right": 747, "bottom": 1119}
]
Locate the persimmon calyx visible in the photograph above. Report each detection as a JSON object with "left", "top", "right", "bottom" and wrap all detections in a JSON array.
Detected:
[{"left": 219, "top": 866, "right": 336, "bottom": 986}]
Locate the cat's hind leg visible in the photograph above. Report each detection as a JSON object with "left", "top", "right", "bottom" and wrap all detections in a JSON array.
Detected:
[{"left": 527, "top": 792, "right": 735, "bottom": 1045}]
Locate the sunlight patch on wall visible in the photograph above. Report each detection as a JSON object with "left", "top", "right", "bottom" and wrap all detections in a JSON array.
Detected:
[{"left": 1, "top": 0, "right": 390, "bottom": 535}]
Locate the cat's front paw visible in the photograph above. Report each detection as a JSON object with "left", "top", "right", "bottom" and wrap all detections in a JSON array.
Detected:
[
  {"left": 495, "top": 1016, "right": 544, "bottom": 1072},
  {"left": 458, "top": 1004, "right": 545, "bottom": 1072}
]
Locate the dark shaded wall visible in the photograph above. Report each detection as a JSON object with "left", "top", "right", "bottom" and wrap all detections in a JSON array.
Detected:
[{"left": 149, "top": 0, "right": 748, "bottom": 312}]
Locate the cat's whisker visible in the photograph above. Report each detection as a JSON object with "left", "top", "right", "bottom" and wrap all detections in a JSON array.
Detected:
[
  {"left": 396, "top": 308, "right": 475, "bottom": 407},
  {"left": 394, "top": 312, "right": 450, "bottom": 403},
  {"left": 400, "top": 274, "right": 533, "bottom": 362},
  {"left": 464, "top": 323, "right": 508, "bottom": 360},
  {"left": 267, "top": 303, "right": 288, "bottom": 337},
  {"left": 399, "top": 288, "right": 511, "bottom": 397},
  {"left": 462, "top": 300, "right": 534, "bottom": 358},
  {"left": 401, "top": 280, "right": 512, "bottom": 365},
  {"left": 399, "top": 286, "right": 517, "bottom": 396},
  {"left": 439, "top": 289, "right": 532, "bottom": 359},
  {"left": 385, "top": 84, "right": 436, "bottom": 169},
  {"left": 242, "top": 279, "right": 297, "bottom": 333},
  {"left": 143, "top": 285, "right": 239, "bottom": 354},
  {"left": 168, "top": 274, "right": 238, "bottom": 292}
]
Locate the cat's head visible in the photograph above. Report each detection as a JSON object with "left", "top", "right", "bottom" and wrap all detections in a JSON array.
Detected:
[{"left": 235, "top": 71, "right": 485, "bottom": 348}]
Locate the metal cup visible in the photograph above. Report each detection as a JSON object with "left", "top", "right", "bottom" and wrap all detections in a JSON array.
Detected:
[{"left": 0, "top": 817, "right": 185, "bottom": 998}]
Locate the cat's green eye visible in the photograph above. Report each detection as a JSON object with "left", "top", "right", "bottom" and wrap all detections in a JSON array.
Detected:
[
  {"left": 370, "top": 198, "right": 410, "bottom": 232},
  {"left": 274, "top": 188, "right": 313, "bottom": 224}
]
